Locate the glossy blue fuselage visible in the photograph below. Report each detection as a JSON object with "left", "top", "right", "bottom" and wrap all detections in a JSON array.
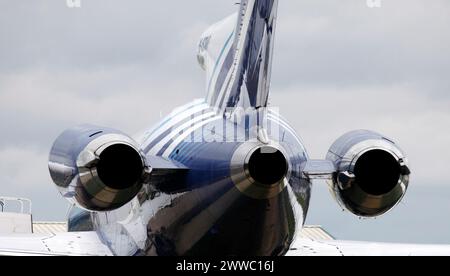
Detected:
[{"left": 76, "top": 100, "right": 312, "bottom": 256}]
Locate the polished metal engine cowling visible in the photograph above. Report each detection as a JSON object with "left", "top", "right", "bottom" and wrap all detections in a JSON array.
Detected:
[
  {"left": 327, "top": 130, "right": 411, "bottom": 217},
  {"left": 49, "top": 125, "right": 151, "bottom": 212}
]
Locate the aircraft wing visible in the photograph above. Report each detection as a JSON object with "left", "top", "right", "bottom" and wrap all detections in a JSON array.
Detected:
[
  {"left": 2, "top": 225, "right": 450, "bottom": 256},
  {"left": 287, "top": 238, "right": 450, "bottom": 256},
  {"left": 0, "top": 232, "right": 113, "bottom": 256}
]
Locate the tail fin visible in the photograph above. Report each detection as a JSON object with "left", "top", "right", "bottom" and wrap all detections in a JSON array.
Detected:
[{"left": 199, "top": 0, "right": 279, "bottom": 110}]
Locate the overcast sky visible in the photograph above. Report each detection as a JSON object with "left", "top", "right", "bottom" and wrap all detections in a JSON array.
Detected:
[{"left": 0, "top": 0, "right": 449, "bottom": 244}]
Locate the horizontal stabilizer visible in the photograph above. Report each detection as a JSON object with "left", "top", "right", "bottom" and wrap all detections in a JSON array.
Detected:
[{"left": 301, "top": 160, "right": 336, "bottom": 180}]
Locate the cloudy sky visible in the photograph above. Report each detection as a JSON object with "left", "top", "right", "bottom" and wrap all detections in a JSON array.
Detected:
[{"left": 0, "top": 0, "right": 449, "bottom": 244}]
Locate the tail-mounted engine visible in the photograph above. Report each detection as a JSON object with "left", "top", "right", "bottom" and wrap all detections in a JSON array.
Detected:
[
  {"left": 327, "top": 130, "right": 411, "bottom": 217},
  {"left": 48, "top": 125, "right": 151, "bottom": 212}
]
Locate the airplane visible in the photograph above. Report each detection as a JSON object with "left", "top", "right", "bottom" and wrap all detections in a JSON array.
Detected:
[{"left": 1, "top": 0, "right": 450, "bottom": 256}]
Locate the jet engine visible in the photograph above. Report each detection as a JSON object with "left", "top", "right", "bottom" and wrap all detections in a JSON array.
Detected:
[
  {"left": 48, "top": 125, "right": 151, "bottom": 212},
  {"left": 326, "top": 130, "right": 411, "bottom": 217}
]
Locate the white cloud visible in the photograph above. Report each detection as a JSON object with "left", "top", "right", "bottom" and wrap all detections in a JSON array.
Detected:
[{"left": 0, "top": 147, "right": 68, "bottom": 220}]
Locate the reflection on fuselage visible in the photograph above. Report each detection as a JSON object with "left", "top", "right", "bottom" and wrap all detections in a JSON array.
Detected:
[{"left": 75, "top": 106, "right": 312, "bottom": 256}]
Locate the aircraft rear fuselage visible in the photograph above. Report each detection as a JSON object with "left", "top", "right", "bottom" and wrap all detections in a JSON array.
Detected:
[{"left": 87, "top": 100, "right": 311, "bottom": 256}]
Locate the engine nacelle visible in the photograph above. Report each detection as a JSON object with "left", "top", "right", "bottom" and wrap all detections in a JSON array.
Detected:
[
  {"left": 49, "top": 125, "right": 151, "bottom": 212},
  {"left": 327, "top": 130, "right": 411, "bottom": 217}
]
